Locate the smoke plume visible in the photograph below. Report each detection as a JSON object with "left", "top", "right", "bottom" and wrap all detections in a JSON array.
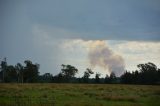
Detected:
[{"left": 88, "top": 40, "right": 125, "bottom": 76}]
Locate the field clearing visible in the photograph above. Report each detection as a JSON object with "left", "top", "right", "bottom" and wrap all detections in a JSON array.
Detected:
[{"left": 0, "top": 84, "right": 160, "bottom": 106}]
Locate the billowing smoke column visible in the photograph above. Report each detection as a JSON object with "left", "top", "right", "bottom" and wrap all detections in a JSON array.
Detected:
[{"left": 88, "top": 40, "right": 125, "bottom": 76}]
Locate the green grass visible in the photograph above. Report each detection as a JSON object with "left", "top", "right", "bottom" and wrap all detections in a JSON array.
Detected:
[{"left": 0, "top": 84, "right": 160, "bottom": 106}]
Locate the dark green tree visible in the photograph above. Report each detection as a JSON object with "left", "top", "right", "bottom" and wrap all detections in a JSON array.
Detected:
[
  {"left": 15, "top": 63, "right": 24, "bottom": 83},
  {"left": 121, "top": 71, "right": 133, "bottom": 84},
  {"left": 61, "top": 64, "right": 78, "bottom": 82},
  {"left": 39, "top": 73, "right": 53, "bottom": 83},
  {"left": 82, "top": 68, "right": 94, "bottom": 83},
  {"left": 121, "top": 62, "right": 160, "bottom": 84},
  {"left": 109, "top": 72, "right": 116, "bottom": 83},
  {"left": 104, "top": 74, "right": 110, "bottom": 83},
  {"left": 95, "top": 72, "right": 101, "bottom": 83},
  {"left": 137, "top": 62, "right": 159, "bottom": 84},
  {"left": 0, "top": 58, "right": 7, "bottom": 82},
  {"left": 23, "top": 60, "right": 40, "bottom": 83},
  {"left": 53, "top": 73, "right": 64, "bottom": 83},
  {"left": 5, "top": 65, "right": 17, "bottom": 82}
]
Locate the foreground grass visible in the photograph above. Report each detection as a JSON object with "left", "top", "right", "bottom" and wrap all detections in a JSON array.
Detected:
[{"left": 0, "top": 84, "right": 160, "bottom": 106}]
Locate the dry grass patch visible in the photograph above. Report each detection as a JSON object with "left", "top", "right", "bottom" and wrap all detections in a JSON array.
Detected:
[{"left": 97, "top": 94, "right": 138, "bottom": 102}]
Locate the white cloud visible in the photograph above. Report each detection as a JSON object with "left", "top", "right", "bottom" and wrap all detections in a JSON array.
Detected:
[
  {"left": 61, "top": 39, "right": 160, "bottom": 76},
  {"left": 108, "top": 41, "right": 160, "bottom": 71}
]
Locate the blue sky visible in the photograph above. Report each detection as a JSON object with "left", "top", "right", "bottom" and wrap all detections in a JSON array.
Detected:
[{"left": 0, "top": 0, "right": 160, "bottom": 77}]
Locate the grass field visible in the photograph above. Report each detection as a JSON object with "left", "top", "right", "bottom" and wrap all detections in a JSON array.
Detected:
[{"left": 0, "top": 84, "right": 160, "bottom": 106}]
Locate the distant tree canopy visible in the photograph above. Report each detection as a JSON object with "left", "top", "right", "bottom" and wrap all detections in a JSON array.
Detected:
[
  {"left": 104, "top": 72, "right": 118, "bottom": 84},
  {"left": 52, "top": 64, "right": 78, "bottom": 83},
  {"left": 39, "top": 73, "right": 53, "bottom": 83},
  {"left": 61, "top": 64, "right": 78, "bottom": 79},
  {"left": 95, "top": 72, "right": 101, "bottom": 83},
  {"left": 82, "top": 68, "right": 94, "bottom": 83},
  {"left": 23, "top": 60, "right": 40, "bottom": 82},
  {"left": 0, "top": 58, "right": 160, "bottom": 84},
  {"left": 0, "top": 58, "right": 39, "bottom": 83},
  {"left": 121, "top": 62, "right": 160, "bottom": 84},
  {"left": 15, "top": 63, "right": 24, "bottom": 83}
]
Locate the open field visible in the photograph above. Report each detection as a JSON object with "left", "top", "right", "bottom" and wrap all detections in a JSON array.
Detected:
[{"left": 0, "top": 84, "right": 160, "bottom": 106}]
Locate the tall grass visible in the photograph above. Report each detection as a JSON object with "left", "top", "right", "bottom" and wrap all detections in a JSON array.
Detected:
[{"left": 0, "top": 84, "right": 160, "bottom": 106}]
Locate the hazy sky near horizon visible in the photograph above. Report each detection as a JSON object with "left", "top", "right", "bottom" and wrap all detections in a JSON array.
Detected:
[{"left": 0, "top": 0, "right": 160, "bottom": 77}]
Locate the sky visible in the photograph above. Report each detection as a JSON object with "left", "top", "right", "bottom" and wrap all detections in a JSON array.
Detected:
[{"left": 0, "top": 0, "right": 160, "bottom": 77}]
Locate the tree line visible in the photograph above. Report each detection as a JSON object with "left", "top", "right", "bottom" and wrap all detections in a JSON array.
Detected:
[
  {"left": 121, "top": 62, "right": 160, "bottom": 84},
  {"left": 0, "top": 58, "right": 160, "bottom": 84},
  {"left": 0, "top": 58, "right": 39, "bottom": 83}
]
